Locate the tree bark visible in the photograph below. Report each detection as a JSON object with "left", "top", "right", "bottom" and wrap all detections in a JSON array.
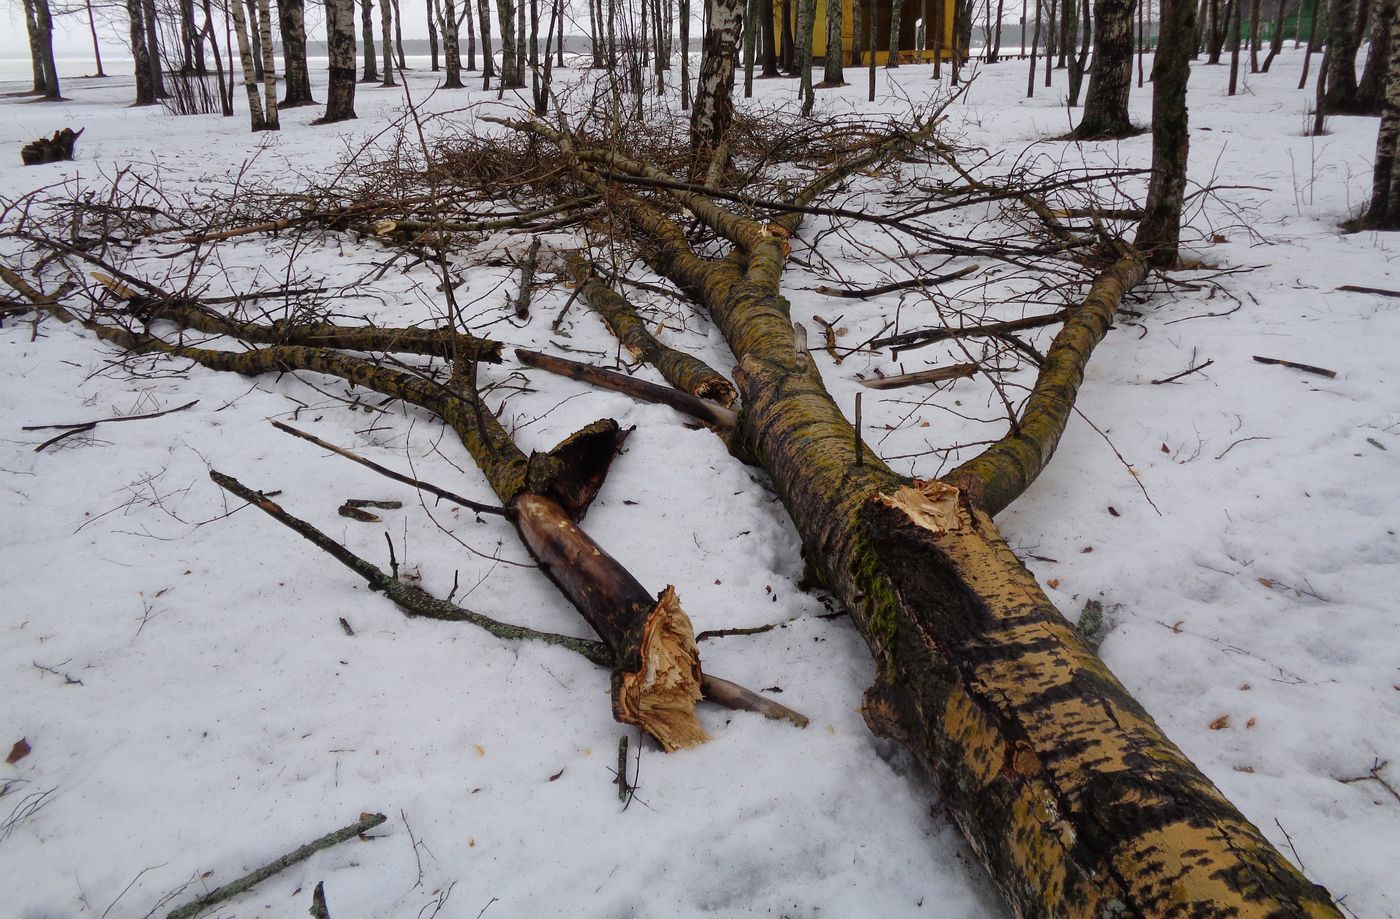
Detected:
[
  {"left": 478, "top": 0, "right": 495, "bottom": 84},
  {"left": 1364, "top": 11, "right": 1400, "bottom": 225},
  {"left": 257, "top": 0, "right": 280, "bottom": 126},
  {"left": 86, "top": 0, "right": 108, "bottom": 77},
  {"left": 380, "top": 0, "right": 397, "bottom": 85},
  {"left": 889, "top": 0, "right": 906, "bottom": 65},
  {"left": 142, "top": 0, "right": 167, "bottom": 96},
  {"left": 427, "top": 0, "right": 441, "bottom": 70},
  {"left": 1261, "top": 0, "right": 1289, "bottom": 70},
  {"left": 230, "top": 0, "right": 269, "bottom": 129},
  {"left": 443, "top": 0, "right": 465, "bottom": 86},
  {"left": 822, "top": 0, "right": 846, "bottom": 84},
  {"left": 320, "top": 0, "right": 358, "bottom": 121},
  {"left": 1135, "top": 0, "right": 1196, "bottom": 265},
  {"left": 498, "top": 0, "right": 524, "bottom": 87},
  {"left": 1228, "top": 0, "right": 1242, "bottom": 93},
  {"left": 361, "top": 0, "right": 379, "bottom": 81},
  {"left": 1072, "top": 0, "right": 1135, "bottom": 137},
  {"left": 23, "top": 0, "right": 47, "bottom": 94},
  {"left": 32, "top": 0, "right": 61, "bottom": 99},
  {"left": 500, "top": 117, "right": 1347, "bottom": 919},
  {"left": 1351, "top": 0, "right": 1394, "bottom": 112},
  {"left": 689, "top": 0, "right": 744, "bottom": 165},
  {"left": 1323, "top": 0, "right": 1359, "bottom": 108},
  {"left": 277, "top": 0, "right": 316, "bottom": 105}
]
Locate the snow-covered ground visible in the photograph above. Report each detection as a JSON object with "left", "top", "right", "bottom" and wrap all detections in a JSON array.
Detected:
[{"left": 2, "top": 47, "right": 1397, "bottom": 919}]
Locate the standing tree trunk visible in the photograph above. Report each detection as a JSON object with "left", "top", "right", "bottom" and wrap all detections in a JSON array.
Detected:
[
  {"left": 142, "top": 0, "right": 167, "bottom": 97},
  {"left": 1298, "top": 0, "right": 1321, "bottom": 87},
  {"left": 1028, "top": 0, "right": 1042, "bottom": 97},
  {"left": 23, "top": 0, "right": 47, "bottom": 93},
  {"left": 1136, "top": 0, "right": 1196, "bottom": 264},
  {"left": 202, "top": 0, "right": 233, "bottom": 114},
  {"left": 1261, "top": 0, "right": 1289, "bottom": 70},
  {"left": 28, "top": 0, "right": 61, "bottom": 98},
  {"left": 1072, "top": 0, "right": 1135, "bottom": 136},
  {"left": 761, "top": 0, "right": 780, "bottom": 74},
  {"left": 245, "top": 0, "right": 264, "bottom": 78},
  {"left": 230, "top": 0, "right": 269, "bottom": 129},
  {"left": 393, "top": 0, "right": 407, "bottom": 67},
  {"left": 86, "top": 0, "right": 109, "bottom": 77},
  {"left": 889, "top": 0, "right": 906, "bottom": 65},
  {"left": 380, "top": 0, "right": 397, "bottom": 85},
  {"left": 1228, "top": 0, "right": 1242, "bottom": 93},
  {"left": 478, "top": 0, "right": 495, "bottom": 85},
  {"left": 465, "top": 0, "right": 477, "bottom": 70},
  {"left": 278, "top": 0, "right": 317, "bottom": 106},
  {"left": 361, "top": 0, "right": 379, "bottom": 80},
  {"left": 798, "top": 0, "right": 816, "bottom": 113},
  {"left": 822, "top": 0, "right": 846, "bottom": 84},
  {"left": 257, "top": 0, "right": 279, "bottom": 126},
  {"left": 428, "top": 0, "right": 441, "bottom": 70},
  {"left": 498, "top": 0, "right": 524, "bottom": 87},
  {"left": 1323, "top": 0, "right": 1359, "bottom": 108},
  {"left": 1363, "top": 11, "right": 1400, "bottom": 225},
  {"left": 320, "top": 0, "right": 358, "bottom": 120},
  {"left": 1206, "top": 0, "right": 1226, "bottom": 60},
  {"left": 743, "top": 0, "right": 759, "bottom": 94},
  {"left": 689, "top": 0, "right": 743, "bottom": 164},
  {"left": 1351, "top": 0, "right": 1394, "bottom": 112},
  {"left": 127, "top": 0, "right": 156, "bottom": 102},
  {"left": 443, "top": 0, "right": 465, "bottom": 85},
  {"left": 1247, "top": 0, "right": 1261, "bottom": 71},
  {"left": 1068, "top": 0, "right": 1091, "bottom": 103}
]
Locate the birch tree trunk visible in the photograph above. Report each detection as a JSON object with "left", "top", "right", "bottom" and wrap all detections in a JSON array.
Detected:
[
  {"left": 142, "top": 0, "right": 167, "bottom": 96},
  {"left": 1323, "top": 0, "right": 1359, "bottom": 108},
  {"left": 321, "top": 0, "right": 358, "bottom": 120},
  {"left": 1072, "top": 0, "right": 1135, "bottom": 136},
  {"left": 230, "top": 0, "right": 268, "bottom": 129},
  {"left": 1135, "top": 0, "right": 1196, "bottom": 264},
  {"left": 23, "top": 0, "right": 48, "bottom": 94},
  {"left": 1364, "top": 12, "right": 1400, "bottom": 226},
  {"left": 258, "top": 0, "right": 279, "bottom": 126},
  {"left": 278, "top": 0, "right": 316, "bottom": 105},
  {"left": 32, "top": 0, "right": 61, "bottom": 99},
  {"left": 1352, "top": 0, "right": 1394, "bottom": 113},
  {"left": 444, "top": 0, "right": 465, "bottom": 86},
  {"left": 823, "top": 0, "right": 845, "bottom": 84},
  {"left": 381, "top": 0, "right": 397, "bottom": 85},
  {"left": 427, "top": 0, "right": 441, "bottom": 69},
  {"left": 689, "top": 0, "right": 743, "bottom": 162},
  {"left": 498, "top": 0, "right": 524, "bottom": 87},
  {"left": 478, "top": 0, "right": 495, "bottom": 84},
  {"left": 889, "top": 0, "right": 906, "bottom": 65},
  {"left": 362, "top": 0, "right": 379, "bottom": 80}
]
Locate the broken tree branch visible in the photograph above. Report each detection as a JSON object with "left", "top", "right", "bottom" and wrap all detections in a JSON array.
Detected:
[
  {"left": 165, "top": 812, "right": 386, "bottom": 919},
  {"left": 859, "top": 364, "right": 979, "bottom": 390},
  {"left": 24, "top": 399, "right": 199, "bottom": 453},
  {"left": 515, "top": 348, "right": 739, "bottom": 431}
]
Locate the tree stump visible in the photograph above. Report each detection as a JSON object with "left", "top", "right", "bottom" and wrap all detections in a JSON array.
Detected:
[{"left": 20, "top": 128, "right": 83, "bottom": 166}]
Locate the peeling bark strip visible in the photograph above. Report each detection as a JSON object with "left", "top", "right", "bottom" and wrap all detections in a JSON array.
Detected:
[{"left": 508, "top": 120, "right": 1344, "bottom": 917}]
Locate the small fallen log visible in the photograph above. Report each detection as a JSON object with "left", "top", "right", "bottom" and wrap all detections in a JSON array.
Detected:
[
  {"left": 1252, "top": 355, "right": 1337, "bottom": 379},
  {"left": 859, "top": 363, "right": 978, "bottom": 390},
  {"left": 20, "top": 128, "right": 83, "bottom": 166},
  {"left": 511, "top": 236, "right": 541, "bottom": 320},
  {"left": 516, "top": 348, "right": 739, "bottom": 431},
  {"left": 165, "top": 812, "right": 385, "bottom": 919}
]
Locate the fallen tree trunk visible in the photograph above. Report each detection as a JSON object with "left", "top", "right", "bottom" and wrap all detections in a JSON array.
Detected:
[{"left": 506, "top": 118, "right": 1342, "bottom": 917}]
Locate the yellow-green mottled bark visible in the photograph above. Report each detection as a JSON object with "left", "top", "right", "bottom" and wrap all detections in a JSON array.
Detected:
[{"left": 517, "top": 124, "right": 1343, "bottom": 917}]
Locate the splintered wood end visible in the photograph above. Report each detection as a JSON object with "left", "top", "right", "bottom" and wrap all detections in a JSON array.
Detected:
[{"left": 617, "top": 586, "right": 709, "bottom": 751}]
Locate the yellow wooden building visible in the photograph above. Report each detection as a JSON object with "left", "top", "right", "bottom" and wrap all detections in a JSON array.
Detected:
[{"left": 777, "top": 0, "right": 958, "bottom": 65}]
